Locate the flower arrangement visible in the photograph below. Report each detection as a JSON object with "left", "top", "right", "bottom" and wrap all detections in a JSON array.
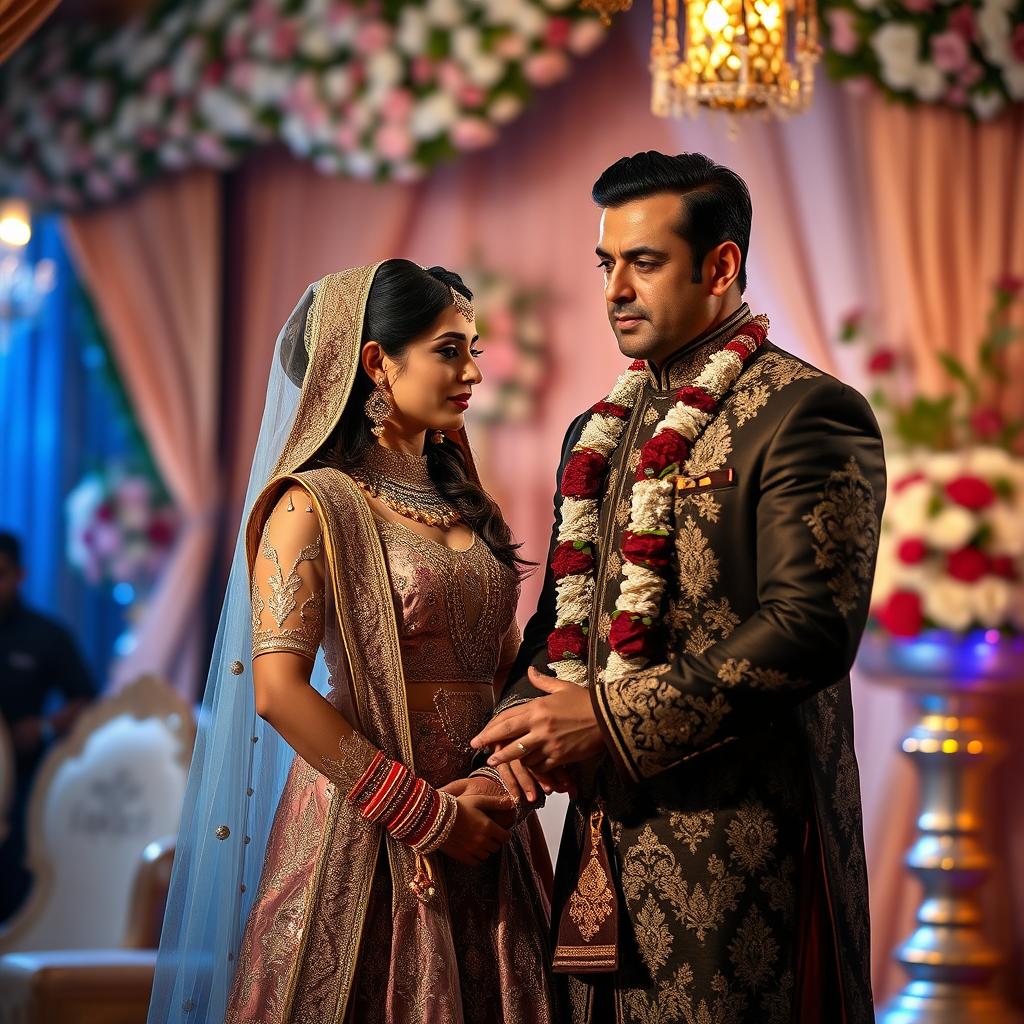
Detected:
[
  {"left": 0, "top": 0, "right": 605, "bottom": 209},
  {"left": 822, "top": 0, "right": 1024, "bottom": 120},
  {"left": 66, "top": 468, "right": 177, "bottom": 590},
  {"left": 465, "top": 261, "right": 548, "bottom": 426},
  {"left": 841, "top": 276, "right": 1024, "bottom": 637}
]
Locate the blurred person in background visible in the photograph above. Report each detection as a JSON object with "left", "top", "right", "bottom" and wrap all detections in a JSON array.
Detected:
[{"left": 0, "top": 529, "right": 95, "bottom": 921}]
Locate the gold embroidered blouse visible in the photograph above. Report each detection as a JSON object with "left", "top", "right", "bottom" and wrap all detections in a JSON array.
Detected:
[{"left": 250, "top": 486, "right": 521, "bottom": 685}]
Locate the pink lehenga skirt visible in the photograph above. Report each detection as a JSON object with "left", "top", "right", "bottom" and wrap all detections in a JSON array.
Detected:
[{"left": 226, "top": 702, "right": 557, "bottom": 1024}]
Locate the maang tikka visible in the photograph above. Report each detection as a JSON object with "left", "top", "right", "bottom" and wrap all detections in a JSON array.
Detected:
[{"left": 365, "top": 374, "right": 394, "bottom": 438}]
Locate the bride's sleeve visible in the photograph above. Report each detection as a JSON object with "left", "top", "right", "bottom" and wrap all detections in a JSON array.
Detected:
[
  {"left": 249, "top": 485, "right": 457, "bottom": 855},
  {"left": 251, "top": 486, "right": 326, "bottom": 662}
]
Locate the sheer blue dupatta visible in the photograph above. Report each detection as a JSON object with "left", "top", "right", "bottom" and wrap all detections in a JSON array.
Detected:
[{"left": 147, "top": 282, "right": 330, "bottom": 1023}]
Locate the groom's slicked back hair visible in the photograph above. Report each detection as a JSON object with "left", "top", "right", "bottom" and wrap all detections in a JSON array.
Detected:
[{"left": 592, "top": 151, "right": 752, "bottom": 293}]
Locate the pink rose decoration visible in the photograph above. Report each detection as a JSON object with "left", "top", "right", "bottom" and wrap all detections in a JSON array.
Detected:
[
  {"left": 355, "top": 21, "right": 391, "bottom": 56},
  {"left": 459, "top": 84, "right": 487, "bottom": 108},
  {"left": 959, "top": 62, "right": 983, "bottom": 87},
  {"left": 931, "top": 30, "right": 969, "bottom": 73},
  {"left": 411, "top": 56, "right": 436, "bottom": 85},
  {"left": 451, "top": 117, "right": 497, "bottom": 151},
  {"left": 439, "top": 61, "right": 467, "bottom": 95},
  {"left": 271, "top": 21, "right": 299, "bottom": 61},
  {"left": 145, "top": 69, "right": 172, "bottom": 98},
  {"left": 902, "top": 0, "right": 934, "bottom": 11},
  {"left": 382, "top": 88, "right": 414, "bottom": 122},
  {"left": 335, "top": 123, "right": 359, "bottom": 150},
  {"left": 375, "top": 123, "right": 413, "bottom": 161},
  {"left": 827, "top": 9, "right": 859, "bottom": 56},
  {"left": 524, "top": 51, "right": 570, "bottom": 87},
  {"left": 495, "top": 33, "right": 528, "bottom": 60}
]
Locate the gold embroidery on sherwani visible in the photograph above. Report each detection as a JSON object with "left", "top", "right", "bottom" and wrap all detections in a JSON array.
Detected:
[
  {"left": 717, "top": 657, "right": 791, "bottom": 690},
  {"left": 635, "top": 893, "right": 674, "bottom": 975},
  {"left": 675, "top": 516, "right": 718, "bottom": 604},
  {"left": 669, "top": 811, "right": 714, "bottom": 854},
  {"left": 728, "top": 905, "right": 778, "bottom": 991},
  {"left": 725, "top": 802, "right": 777, "bottom": 874},
  {"left": 602, "top": 673, "right": 731, "bottom": 778},
  {"left": 684, "top": 414, "right": 732, "bottom": 476},
  {"left": 604, "top": 549, "right": 623, "bottom": 584},
  {"left": 726, "top": 349, "right": 822, "bottom": 428},
  {"left": 802, "top": 455, "right": 879, "bottom": 615},
  {"left": 622, "top": 827, "right": 745, "bottom": 944},
  {"left": 760, "top": 855, "right": 796, "bottom": 919},
  {"left": 615, "top": 496, "right": 631, "bottom": 527},
  {"left": 682, "top": 491, "right": 721, "bottom": 523},
  {"left": 642, "top": 405, "right": 660, "bottom": 426}
]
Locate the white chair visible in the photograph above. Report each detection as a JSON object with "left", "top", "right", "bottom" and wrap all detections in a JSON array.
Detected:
[{"left": 0, "top": 674, "right": 194, "bottom": 954}]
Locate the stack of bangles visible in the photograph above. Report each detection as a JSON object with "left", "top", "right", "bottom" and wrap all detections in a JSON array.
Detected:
[{"left": 347, "top": 749, "right": 458, "bottom": 859}]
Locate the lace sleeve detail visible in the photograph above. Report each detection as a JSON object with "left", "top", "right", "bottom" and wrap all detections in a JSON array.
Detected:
[{"left": 251, "top": 487, "right": 325, "bottom": 661}]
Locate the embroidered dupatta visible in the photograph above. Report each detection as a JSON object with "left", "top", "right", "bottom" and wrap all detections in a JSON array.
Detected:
[{"left": 240, "top": 265, "right": 482, "bottom": 1022}]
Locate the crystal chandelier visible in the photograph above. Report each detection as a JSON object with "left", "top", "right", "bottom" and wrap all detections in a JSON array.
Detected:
[
  {"left": 0, "top": 199, "right": 56, "bottom": 352},
  {"left": 580, "top": 0, "right": 820, "bottom": 120}
]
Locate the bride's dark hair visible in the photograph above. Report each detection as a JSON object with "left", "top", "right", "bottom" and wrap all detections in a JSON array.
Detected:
[{"left": 312, "top": 258, "right": 531, "bottom": 577}]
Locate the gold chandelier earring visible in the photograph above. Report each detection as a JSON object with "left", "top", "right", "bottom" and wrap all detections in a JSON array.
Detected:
[{"left": 365, "top": 374, "right": 394, "bottom": 438}]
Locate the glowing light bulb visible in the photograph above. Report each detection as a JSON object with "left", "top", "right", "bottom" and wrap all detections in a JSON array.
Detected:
[
  {"left": 0, "top": 200, "right": 31, "bottom": 247},
  {"left": 759, "top": 2, "right": 781, "bottom": 31},
  {"left": 703, "top": 1, "right": 730, "bottom": 35}
]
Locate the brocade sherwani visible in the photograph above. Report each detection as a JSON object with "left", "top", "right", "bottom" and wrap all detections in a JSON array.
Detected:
[{"left": 496, "top": 306, "right": 885, "bottom": 1024}]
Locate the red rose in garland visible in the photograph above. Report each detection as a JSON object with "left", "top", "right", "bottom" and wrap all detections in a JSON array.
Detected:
[
  {"left": 561, "top": 448, "right": 609, "bottom": 498},
  {"left": 636, "top": 429, "right": 690, "bottom": 481},
  {"left": 551, "top": 540, "right": 594, "bottom": 579},
  {"left": 547, "top": 623, "right": 588, "bottom": 662},
  {"left": 622, "top": 531, "right": 673, "bottom": 570},
  {"left": 609, "top": 612, "right": 656, "bottom": 660}
]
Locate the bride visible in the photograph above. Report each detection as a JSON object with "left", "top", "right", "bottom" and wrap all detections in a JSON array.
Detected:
[{"left": 147, "top": 260, "right": 556, "bottom": 1023}]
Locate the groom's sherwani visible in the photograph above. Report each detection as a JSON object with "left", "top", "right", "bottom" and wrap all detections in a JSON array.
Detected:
[{"left": 498, "top": 306, "right": 885, "bottom": 1024}]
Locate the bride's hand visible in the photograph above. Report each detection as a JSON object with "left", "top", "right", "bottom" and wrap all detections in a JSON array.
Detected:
[
  {"left": 439, "top": 793, "right": 512, "bottom": 866},
  {"left": 442, "top": 777, "right": 517, "bottom": 829}
]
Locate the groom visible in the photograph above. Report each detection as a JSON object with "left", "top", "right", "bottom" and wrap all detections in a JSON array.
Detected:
[{"left": 472, "top": 151, "right": 884, "bottom": 1023}]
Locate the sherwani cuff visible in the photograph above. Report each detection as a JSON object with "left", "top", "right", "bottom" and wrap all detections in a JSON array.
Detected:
[{"left": 590, "top": 675, "right": 643, "bottom": 784}]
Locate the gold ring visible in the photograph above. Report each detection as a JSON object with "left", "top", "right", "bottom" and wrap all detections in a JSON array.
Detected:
[{"left": 516, "top": 741, "right": 528, "bottom": 756}]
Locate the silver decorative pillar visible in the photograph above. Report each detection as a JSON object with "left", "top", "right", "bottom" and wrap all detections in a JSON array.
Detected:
[{"left": 860, "top": 632, "right": 1024, "bottom": 1024}]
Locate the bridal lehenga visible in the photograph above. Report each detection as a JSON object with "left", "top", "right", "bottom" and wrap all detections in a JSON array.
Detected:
[{"left": 148, "top": 265, "right": 555, "bottom": 1024}]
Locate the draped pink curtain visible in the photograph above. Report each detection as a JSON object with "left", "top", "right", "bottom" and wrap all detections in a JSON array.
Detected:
[{"left": 64, "top": 170, "right": 222, "bottom": 696}]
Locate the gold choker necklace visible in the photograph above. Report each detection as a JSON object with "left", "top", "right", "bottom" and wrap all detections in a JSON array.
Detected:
[{"left": 350, "top": 444, "right": 461, "bottom": 529}]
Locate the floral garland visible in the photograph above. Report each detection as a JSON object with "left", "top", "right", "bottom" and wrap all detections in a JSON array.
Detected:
[
  {"left": 547, "top": 315, "right": 769, "bottom": 685},
  {"left": 0, "top": 0, "right": 605, "bottom": 209},
  {"left": 823, "top": 0, "right": 1024, "bottom": 120}
]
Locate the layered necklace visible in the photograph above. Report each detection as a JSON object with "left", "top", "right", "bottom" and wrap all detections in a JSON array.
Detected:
[
  {"left": 547, "top": 314, "right": 769, "bottom": 686},
  {"left": 350, "top": 443, "right": 461, "bottom": 529}
]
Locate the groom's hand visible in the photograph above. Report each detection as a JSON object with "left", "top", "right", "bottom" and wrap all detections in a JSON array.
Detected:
[{"left": 470, "top": 667, "right": 605, "bottom": 771}]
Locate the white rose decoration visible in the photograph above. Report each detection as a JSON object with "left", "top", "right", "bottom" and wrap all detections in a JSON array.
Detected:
[
  {"left": 871, "top": 23, "right": 921, "bottom": 91},
  {"left": 924, "top": 578, "right": 974, "bottom": 631},
  {"left": 925, "top": 505, "right": 977, "bottom": 551},
  {"left": 913, "top": 63, "right": 947, "bottom": 102},
  {"left": 973, "top": 577, "right": 1011, "bottom": 629}
]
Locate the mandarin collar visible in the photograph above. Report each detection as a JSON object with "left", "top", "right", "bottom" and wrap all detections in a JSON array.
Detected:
[{"left": 646, "top": 303, "right": 752, "bottom": 393}]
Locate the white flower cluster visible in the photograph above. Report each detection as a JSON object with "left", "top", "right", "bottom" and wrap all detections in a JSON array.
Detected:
[
  {"left": 872, "top": 447, "right": 1024, "bottom": 634},
  {"left": 0, "top": 0, "right": 606, "bottom": 207},
  {"left": 845, "top": 0, "right": 1024, "bottom": 118}
]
